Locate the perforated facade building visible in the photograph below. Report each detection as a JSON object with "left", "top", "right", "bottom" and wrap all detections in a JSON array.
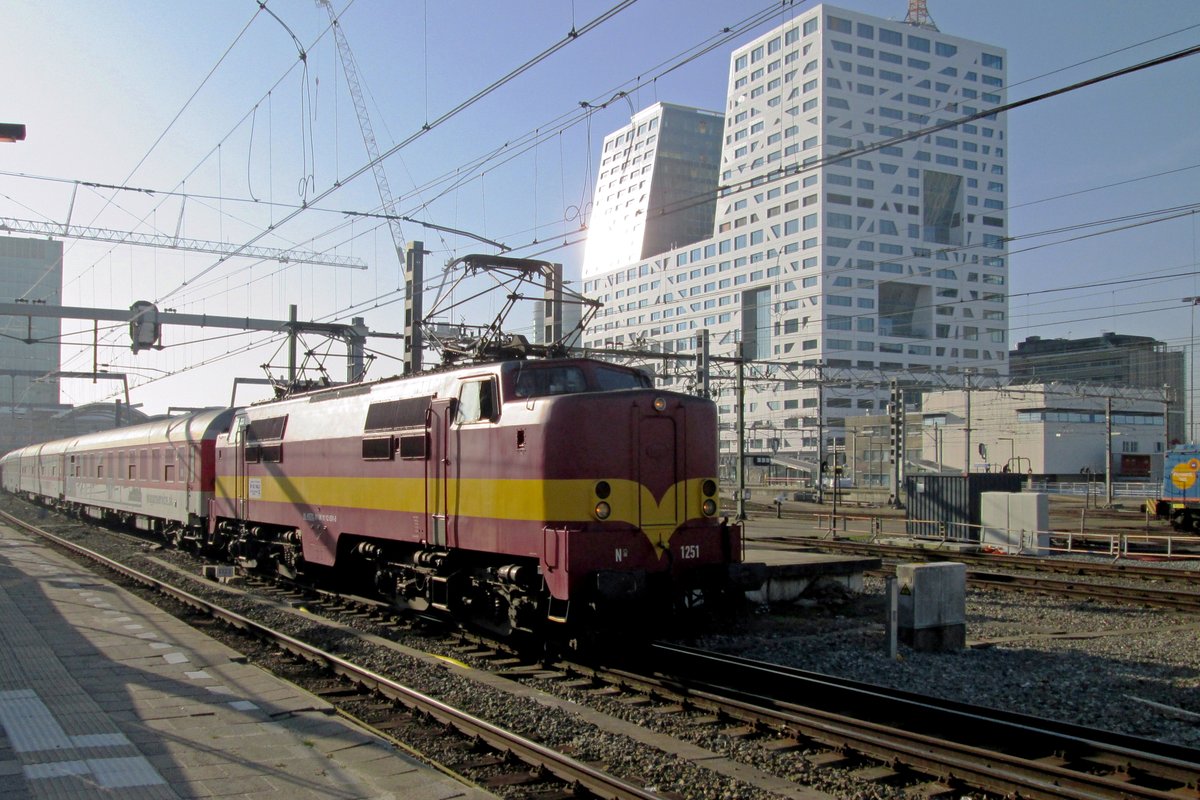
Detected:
[
  {"left": 581, "top": 4, "right": 1009, "bottom": 468},
  {"left": 582, "top": 103, "right": 724, "bottom": 279}
]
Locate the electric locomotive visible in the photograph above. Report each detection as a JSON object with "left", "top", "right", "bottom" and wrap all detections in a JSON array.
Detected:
[
  {"left": 1154, "top": 444, "right": 1200, "bottom": 532},
  {"left": 207, "top": 357, "right": 757, "bottom": 639}
]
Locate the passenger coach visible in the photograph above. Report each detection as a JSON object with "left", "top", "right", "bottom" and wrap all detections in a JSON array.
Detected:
[{"left": 1, "top": 409, "right": 235, "bottom": 536}]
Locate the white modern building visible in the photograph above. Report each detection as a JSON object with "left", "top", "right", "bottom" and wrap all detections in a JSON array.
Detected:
[
  {"left": 582, "top": 102, "right": 724, "bottom": 279},
  {"left": 581, "top": 4, "right": 1009, "bottom": 472}
]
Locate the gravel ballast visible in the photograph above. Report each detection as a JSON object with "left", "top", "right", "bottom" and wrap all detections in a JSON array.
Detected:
[{"left": 695, "top": 572, "right": 1200, "bottom": 749}]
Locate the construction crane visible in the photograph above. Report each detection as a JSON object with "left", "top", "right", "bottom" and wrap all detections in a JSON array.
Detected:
[{"left": 316, "top": 0, "right": 406, "bottom": 271}]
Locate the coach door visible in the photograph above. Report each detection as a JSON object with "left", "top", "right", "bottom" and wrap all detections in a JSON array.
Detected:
[{"left": 427, "top": 398, "right": 457, "bottom": 547}]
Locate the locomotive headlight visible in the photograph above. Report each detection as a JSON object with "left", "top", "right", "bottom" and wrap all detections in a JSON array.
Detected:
[
  {"left": 594, "top": 501, "right": 612, "bottom": 520},
  {"left": 653, "top": 396, "right": 667, "bottom": 412},
  {"left": 702, "top": 479, "right": 717, "bottom": 497},
  {"left": 701, "top": 499, "right": 718, "bottom": 517}
]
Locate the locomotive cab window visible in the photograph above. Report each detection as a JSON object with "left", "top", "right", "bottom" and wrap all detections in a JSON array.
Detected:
[
  {"left": 593, "top": 365, "right": 653, "bottom": 390},
  {"left": 457, "top": 378, "right": 498, "bottom": 424},
  {"left": 512, "top": 366, "right": 588, "bottom": 398}
]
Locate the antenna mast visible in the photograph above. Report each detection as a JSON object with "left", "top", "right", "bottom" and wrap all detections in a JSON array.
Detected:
[{"left": 904, "top": 0, "right": 939, "bottom": 31}]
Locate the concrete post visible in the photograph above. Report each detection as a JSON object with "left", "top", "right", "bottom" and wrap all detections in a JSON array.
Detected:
[{"left": 896, "top": 562, "right": 966, "bottom": 652}]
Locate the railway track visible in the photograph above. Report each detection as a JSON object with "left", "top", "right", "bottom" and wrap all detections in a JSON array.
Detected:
[
  {"left": 6, "top": 499, "right": 1200, "bottom": 798},
  {"left": 966, "top": 569, "right": 1200, "bottom": 613},
  {"left": 635, "top": 643, "right": 1200, "bottom": 800},
  {"left": 0, "top": 507, "right": 663, "bottom": 800},
  {"left": 487, "top": 642, "right": 1200, "bottom": 800}
]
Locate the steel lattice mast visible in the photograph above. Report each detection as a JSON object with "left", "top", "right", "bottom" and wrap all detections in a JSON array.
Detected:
[{"left": 904, "top": 0, "right": 939, "bottom": 31}]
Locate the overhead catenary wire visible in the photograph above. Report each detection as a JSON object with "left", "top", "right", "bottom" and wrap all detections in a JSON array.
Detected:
[
  {"left": 35, "top": 5, "right": 1200, "bottom": 402},
  {"left": 55, "top": 0, "right": 634, "bottom": 377}
]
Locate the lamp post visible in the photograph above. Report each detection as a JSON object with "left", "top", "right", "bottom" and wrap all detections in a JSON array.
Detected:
[{"left": 1183, "top": 297, "right": 1200, "bottom": 442}]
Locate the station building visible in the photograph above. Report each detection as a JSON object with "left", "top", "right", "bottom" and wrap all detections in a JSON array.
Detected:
[
  {"left": 1010, "top": 333, "right": 1185, "bottom": 446},
  {"left": 580, "top": 3, "right": 1010, "bottom": 474},
  {"left": 844, "top": 383, "right": 1167, "bottom": 488}
]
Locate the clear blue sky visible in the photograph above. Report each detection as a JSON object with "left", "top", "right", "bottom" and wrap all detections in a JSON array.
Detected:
[{"left": 1, "top": 0, "right": 1198, "bottom": 414}]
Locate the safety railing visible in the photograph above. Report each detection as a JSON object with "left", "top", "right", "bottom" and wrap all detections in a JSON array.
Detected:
[{"left": 799, "top": 511, "right": 1200, "bottom": 560}]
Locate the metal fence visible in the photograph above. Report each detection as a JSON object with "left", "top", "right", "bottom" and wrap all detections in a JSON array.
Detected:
[
  {"left": 803, "top": 511, "right": 1200, "bottom": 560},
  {"left": 1026, "top": 481, "right": 1158, "bottom": 499}
]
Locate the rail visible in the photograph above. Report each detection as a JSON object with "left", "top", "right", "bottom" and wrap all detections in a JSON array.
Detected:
[{"left": 644, "top": 642, "right": 1200, "bottom": 800}]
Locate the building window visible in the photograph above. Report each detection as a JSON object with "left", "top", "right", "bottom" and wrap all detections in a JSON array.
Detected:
[{"left": 827, "top": 15, "right": 851, "bottom": 33}]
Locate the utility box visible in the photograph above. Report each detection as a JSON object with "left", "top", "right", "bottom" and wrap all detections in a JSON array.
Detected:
[
  {"left": 904, "top": 473, "right": 1024, "bottom": 542},
  {"left": 897, "top": 562, "right": 966, "bottom": 652},
  {"left": 981, "top": 492, "right": 1049, "bottom": 555}
]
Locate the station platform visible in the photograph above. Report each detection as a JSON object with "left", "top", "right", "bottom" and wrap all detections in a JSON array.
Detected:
[
  {"left": 0, "top": 521, "right": 493, "bottom": 800},
  {"left": 741, "top": 520, "right": 881, "bottom": 605}
]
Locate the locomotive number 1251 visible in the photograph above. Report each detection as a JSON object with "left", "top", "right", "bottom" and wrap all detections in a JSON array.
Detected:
[{"left": 679, "top": 544, "right": 701, "bottom": 559}]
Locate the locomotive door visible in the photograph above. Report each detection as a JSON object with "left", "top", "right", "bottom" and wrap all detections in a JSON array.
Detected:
[
  {"left": 233, "top": 417, "right": 249, "bottom": 522},
  {"left": 637, "top": 413, "right": 679, "bottom": 553},
  {"left": 426, "top": 398, "right": 457, "bottom": 547}
]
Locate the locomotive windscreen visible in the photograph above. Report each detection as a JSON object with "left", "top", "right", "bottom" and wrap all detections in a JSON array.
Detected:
[
  {"left": 513, "top": 366, "right": 587, "bottom": 398},
  {"left": 512, "top": 364, "right": 650, "bottom": 398},
  {"left": 593, "top": 365, "right": 652, "bottom": 390}
]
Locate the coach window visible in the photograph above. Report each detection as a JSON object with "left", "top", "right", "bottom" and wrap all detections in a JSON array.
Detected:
[{"left": 457, "top": 378, "right": 498, "bottom": 424}]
